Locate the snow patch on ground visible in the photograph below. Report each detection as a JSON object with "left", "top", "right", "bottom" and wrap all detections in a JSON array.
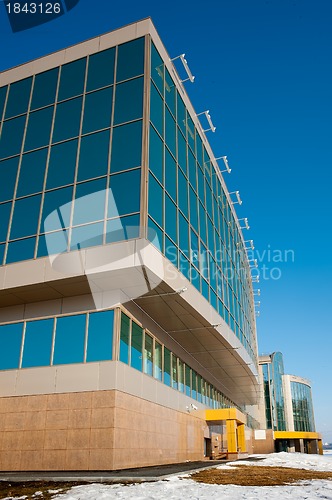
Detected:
[
  {"left": 222, "top": 451, "right": 332, "bottom": 471},
  {"left": 51, "top": 453, "right": 332, "bottom": 500}
]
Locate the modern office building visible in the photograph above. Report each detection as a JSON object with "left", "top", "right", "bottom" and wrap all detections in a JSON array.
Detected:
[
  {"left": 0, "top": 18, "right": 263, "bottom": 471},
  {"left": 0, "top": 18, "right": 322, "bottom": 471},
  {"left": 260, "top": 352, "right": 286, "bottom": 432},
  {"left": 258, "top": 353, "right": 322, "bottom": 454}
]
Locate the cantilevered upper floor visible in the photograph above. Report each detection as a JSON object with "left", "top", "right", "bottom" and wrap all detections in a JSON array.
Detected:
[{"left": 0, "top": 18, "right": 260, "bottom": 406}]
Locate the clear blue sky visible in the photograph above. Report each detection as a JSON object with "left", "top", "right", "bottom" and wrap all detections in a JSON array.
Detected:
[{"left": 1, "top": 0, "right": 331, "bottom": 441}]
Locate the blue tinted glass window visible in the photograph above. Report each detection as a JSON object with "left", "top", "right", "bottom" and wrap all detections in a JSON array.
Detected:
[
  {"left": 148, "top": 174, "right": 163, "bottom": 227},
  {"left": 179, "top": 213, "right": 189, "bottom": 258},
  {"left": 116, "top": 38, "right": 145, "bottom": 82},
  {"left": 0, "top": 203, "right": 11, "bottom": 242},
  {"left": 199, "top": 202, "right": 207, "bottom": 244},
  {"left": 0, "top": 323, "right": 23, "bottom": 370},
  {"left": 178, "top": 169, "right": 188, "bottom": 218},
  {"left": 207, "top": 217, "right": 215, "bottom": 254},
  {"left": 82, "top": 87, "right": 113, "bottom": 134},
  {"left": 119, "top": 313, "right": 130, "bottom": 364},
  {"left": 109, "top": 169, "right": 140, "bottom": 217},
  {"left": 189, "top": 187, "right": 198, "bottom": 232},
  {"left": 165, "top": 109, "right": 176, "bottom": 157},
  {"left": 70, "top": 222, "right": 103, "bottom": 250},
  {"left": 165, "top": 149, "right": 176, "bottom": 201},
  {"left": 46, "top": 139, "right": 78, "bottom": 189},
  {"left": 206, "top": 185, "right": 213, "bottom": 220},
  {"left": 78, "top": 130, "right": 109, "bottom": 181},
  {"left": 0, "top": 115, "right": 26, "bottom": 159},
  {"left": 188, "top": 150, "right": 197, "bottom": 190},
  {"left": 86, "top": 310, "right": 114, "bottom": 362},
  {"left": 151, "top": 43, "right": 164, "bottom": 94},
  {"left": 190, "top": 229, "right": 199, "bottom": 268},
  {"left": 196, "top": 134, "right": 203, "bottom": 167},
  {"left": 52, "top": 97, "right": 82, "bottom": 143},
  {"left": 17, "top": 149, "right": 48, "bottom": 197},
  {"left": 165, "top": 68, "right": 176, "bottom": 117},
  {"left": 6, "top": 237, "right": 36, "bottom": 264},
  {"left": 73, "top": 178, "right": 106, "bottom": 225},
  {"left": 147, "top": 217, "right": 163, "bottom": 251},
  {"left": 197, "top": 166, "right": 205, "bottom": 203},
  {"left": 202, "top": 280, "right": 210, "bottom": 301},
  {"left": 165, "top": 194, "right": 177, "bottom": 244},
  {"left": 41, "top": 186, "right": 73, "bottom": 232},
  {"left": 187, "top": 115, "right": 195, "bottom": 152},
  {"left": 37, "top": 230, "right": 68, "bottom": 258},
  {"left": 0, "top": 86, "right": 8, "bottom": 120},
  {"left": 164, "top": 347, "right": 171, "bottom": 386},
  {"left": 185, "top": 365, "right": 191, "bottom": 397},
  {"left": 5, "top": 78, "right": 32, "bottom": 119},
  {"left": 165, "top": 236, "right": 178, "bottom": 267},
  {"left": 144, "top": 333, "right": 153, "bottom": 376},
  {"left": 0, "top": 157, "right": 19, "bottom": 202},
  {"left": 200, "top": 243, "right": 209, "bottom": 280},
  {"left": 110, "top": 120, "right": 142, "bottom": 173},
  {"left": 106, "top": 214, "right": 140, "bottom": 243},
  {"left": 0, "top": 243, "right": 4, "bottom": 265},
  {"left": 177, "top": 93, "right": 186, "bottom": 137},
  {"left": 203, "top": 147, "right": 211, "bottom": 183},
  {"left": 197, "top": 375, "right": 202, "bottom": 403},
  {"left": 31, "top": 68, "right": 59, "bottom": 110},
  {"left": 53, "top": 314, "right": 86, "bottom": 365},
  {"left": 171, "top": 354, "right": 178, "bottom": 389},
  {"left": 87, "top": 48, "right": 115, "bottom": 91},
  {"left": 209, "top": 255, "right": 217, "bottom": 292},
  {"left": 131, "top": 322, "right": 143, "bottom": 371},
  {"left": 24, "top": 106, "right": 54, "bottom": 151},
  {"left": 150, "top": 83, "right": 163, "bottom": 136},
  {"left": 191, "top": 371, "right": 197, "bottom": 399},
  {"left": 177, "top": 130, "right": 186, "bottom": 173},
  {"left": 190, "top": 264, "right": 200, "bottom": 292},
  {"left": 114, "top": 77, "right": 143, "bottom": 125},
  {"left": 22, "top": 319, "right": 54, "bottom": 368},
  {"left": 148, "top": 125, "right": 163, "bottom": 182},
  {"left": 58, "top": 58, "right": 86, "bottom": 101},
  {"left": 10, "top": 195, "right": 41, "bottom": 239}
]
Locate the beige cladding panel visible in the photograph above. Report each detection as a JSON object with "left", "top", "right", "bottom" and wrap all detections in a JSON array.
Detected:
[{"left": 0, "top": 389, "right": 204, "bottom": 471}]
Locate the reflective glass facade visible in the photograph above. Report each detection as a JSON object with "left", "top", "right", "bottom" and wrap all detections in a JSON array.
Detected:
[
  {"left": 0, "top": 38, "right": 144, "bottom": 265},
  {"left": 0, "top": 310, "right": 114, "bottom": 370},
  {"left": 118, "top": 310, "right": 241, "bottom": 410},
  {"left": 261, "top": 352, "right": 286, "bottom": 431},
  {"left": 148, "top": 43, "right": 257, "bottom": 364},
  {"left": 291, "top": 381, "right": 315, "bottom": 432},
  {"left": 0, "top": 32, "right": 258, "bottom": 410},
  {"left": 0, "top": 306, "right": 240, "bottom": 411}
]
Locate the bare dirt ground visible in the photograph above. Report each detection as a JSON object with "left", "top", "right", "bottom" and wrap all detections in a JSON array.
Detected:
[
  {"left": 0, "top": 481, "right": 82, "bottom": 499},
  {"left": 190, "top": 464, "right": 332, "bottom": 486}
]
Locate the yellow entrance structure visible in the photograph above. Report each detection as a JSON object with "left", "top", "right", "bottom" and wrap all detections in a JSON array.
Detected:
[
  {"left": 274, "top": 431, "right": 323, "bottom": 455},
  {"left": 201, "top": 408, "right": 247, "bottom": 458}
]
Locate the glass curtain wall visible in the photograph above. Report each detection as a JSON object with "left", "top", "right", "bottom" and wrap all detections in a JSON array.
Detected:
[
  {"left": 0, "top": 38, "right": 145, "bottom": 266},
  {"left": 147, "top": 41, "right": 257, "bottom": 365},
  {"left": 291, "top": 381, "right": 315, "bottom": 432}
]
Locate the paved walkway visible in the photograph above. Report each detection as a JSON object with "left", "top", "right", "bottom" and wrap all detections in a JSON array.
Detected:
[{"left": 0, "top": 460, "right": 229, "bottom": 483}]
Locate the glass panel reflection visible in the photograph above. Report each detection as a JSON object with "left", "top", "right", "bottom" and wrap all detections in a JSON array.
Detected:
[
  {"left": 22, "top": 319, "right": 54, "bottom": 368},
  {"left": 131, "top": 321, "right": 143, "bottom": 371},
  {"left": 53, "top": 314, "right": 86, "bottom": 365},
  {"left": 0, "top": 323, "right": 23, "bottom": 370},
  {"left": 31, "top": 68, "right": 59, "bottom": 110},
  {"left": 87, "top": 310, "right": 114, "bottom": 362}
]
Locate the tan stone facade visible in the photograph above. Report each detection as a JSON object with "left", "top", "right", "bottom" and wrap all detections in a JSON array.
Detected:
[{"left": 0, "top": 390, "right": 206, "bottom": 471}]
